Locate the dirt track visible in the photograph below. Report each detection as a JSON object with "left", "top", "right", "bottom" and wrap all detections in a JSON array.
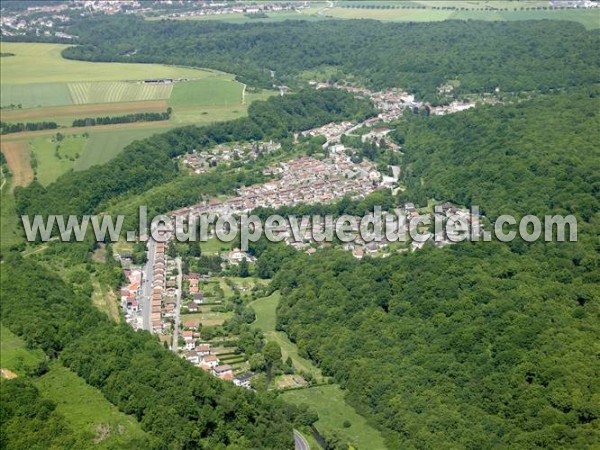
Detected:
[
  {"left": 1, "top": 140, "right": 32, "bottom": 187},
  {"left": 0, "top": 100, "right": 168, "bottom": 121},
  {"left": 0, "top": 120, "right": 172, "bottom": 140}
]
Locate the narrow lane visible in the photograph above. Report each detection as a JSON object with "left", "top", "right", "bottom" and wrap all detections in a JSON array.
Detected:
[
  {"left": 141, "top": 238, "right": 156, "bottom": 331},
  {"left": 171, "top": 257, "right": 182, "bottom": 352}
]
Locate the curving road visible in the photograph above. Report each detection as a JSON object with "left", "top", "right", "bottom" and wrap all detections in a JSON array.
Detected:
[{"left": 293, "top": 430, "right": 310, "bottom": 450}]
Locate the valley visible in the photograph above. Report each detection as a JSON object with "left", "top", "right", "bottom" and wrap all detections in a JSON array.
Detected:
[{"left": 1, "top": 3, "right": 598, "bottom": 450}]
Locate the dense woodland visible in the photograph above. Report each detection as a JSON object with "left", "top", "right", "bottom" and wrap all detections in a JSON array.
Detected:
[
  {"left": 394, "top": 88, "right": 600, "bottom": 221},
  {"left": 0, "top": 257, "right": 311, "bottom": 449},
  {"left": 266, "top": 89, "right": 600, "bottom": 448},
  {"left": 63, "top": 17, "right": 599, "bottom": 101}
]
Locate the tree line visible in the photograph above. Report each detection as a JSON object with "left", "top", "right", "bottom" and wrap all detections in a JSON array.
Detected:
[
  {"left": 71, "top": 108, "right": 172, "bottom": 127},
  {"left": 0, "top": 121, "right": 58, "bottom": 135}
]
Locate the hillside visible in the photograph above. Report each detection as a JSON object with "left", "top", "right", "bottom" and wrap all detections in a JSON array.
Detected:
[
  {"left": 271, "top": 91, "right": 600, "bottom": 449},
  {"left": 64, "top": 18, "right": 600, "bottom": 101}
]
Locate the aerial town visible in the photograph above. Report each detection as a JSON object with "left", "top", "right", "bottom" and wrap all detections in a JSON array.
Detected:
[
  {"left": 0, "top": 1, "right": 309, "bottom": 39},
  {"left": 119, "top": 88, "right": 482, "bottom": 389}
]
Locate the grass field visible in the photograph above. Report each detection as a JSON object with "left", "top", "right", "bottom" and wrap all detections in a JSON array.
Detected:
[
  {"left": 35, "top": 364, "right": 149, "bottom": 448},
  {"left": 0, "top": 325, "right": 45, "bottom": 376},
  {"left": 76, "top": 125, "right": 173, "bottom": 170},
  {"left": 199, "top": 236, "right": 233, "bottom": 255},
  {"left": 69, "top": 81, "right": 173, "bottom": 105},
  {"left": 1, "top": 140, "right": 32, "bottom": 187},
  {"left": 282, "top": 385, "right": 388, "bottom": 450},
  {"left": 182, "top": 310, "right": 234, "bottom": 327},
  {"left": 326, "top": 6, "right": 452, "bottom": 21},
  {"left": 148, "top": 10, "right": 328, "bottom": 23},
  {"left": 0, "top": 42, "right": 222, "bottom": 84},
  {"left": 1, "top": 82, "right": 73, "bottom": 108},
  {"left": 169, "top": 79, "right": 243, "bottom": 107},
  {"left": 251, "top": 291, "right": 324, "bottom": 382},
  {"left": 29, "top": 134, "right": 86, "bottom": 186},
  {"left": 91, "top": 281, "right": 122, "bottom": 323}
]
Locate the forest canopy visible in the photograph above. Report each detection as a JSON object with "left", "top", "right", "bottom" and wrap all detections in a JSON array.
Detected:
[{"left": 62, "top": 17, "right": 600, "bottom": 100}]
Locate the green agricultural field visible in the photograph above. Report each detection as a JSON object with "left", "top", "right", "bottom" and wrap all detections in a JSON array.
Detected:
[
  {"left": 492, "top": 8, "right": 600, "bottom": 29},
  {"left": 69, "top": 81, "right": 173, "bottom": 105},
  {"left": 169, "top": 79, "right": 243, "bottom": 107},
  {"left": 1, "top": 82, "right": 72, "bottom": 108},
  {"left": 75, "top": 125, "right": 173, "bottom": 171},
  {"left": 0, "top": 325, "right": 45, "bottom": 376},
  {"left": 169, "top": 88, "right": 276, "bottom": 125},
  {"left": 281, "top": 385, "right": 388, "bottom": 450},
  {"left": 30, "top": 134, "right": 87, "bottom": 186},
  {"left": 326, "top": 2, "right": 600, "bottom": 28},
  {"left": 0, "top": 42, "right": 221, "bottom": 84},
  {"left": 35, "top": 364, "right": 149, "bottom": 448},
  {"left": 251, "top": 291, "right": 324, "bottom": 382}
]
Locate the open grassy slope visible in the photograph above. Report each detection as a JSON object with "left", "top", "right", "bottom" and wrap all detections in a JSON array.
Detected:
[
  {"left": 0, "top": 325, "right": 149, "bottom": 448},
  {"left": 282, "top": 385, "right": 388, "bottom": 450},
  {"left": 0, "top": 325, "right": 45, "bottom": 376},
  {"left": 251, "top": 291, "right": 324, "bottom": 382}
]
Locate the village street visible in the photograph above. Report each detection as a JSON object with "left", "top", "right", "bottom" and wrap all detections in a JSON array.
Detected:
[{"left": 171, "top": 257, "right": 182, "bottom": 352}]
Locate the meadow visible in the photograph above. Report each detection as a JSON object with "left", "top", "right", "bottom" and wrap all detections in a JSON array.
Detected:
[
  {"left": 0, "top": 179, "right": 22, "bottom": 251},
  {"left": 75, "top": 125, "right": 174, "bottom": 170},
  {"left": 30, "top": 134, "right": 86, "bottom": 186},
  {"left": 169, "top": 78, "right": 243, "bottom": 107},
  {"left": 281, "top": 385, "right": 388, "bottom": 450},
  {"left": 0, "top": 325, "right": 45, "bottom": 376},
  {"left": 251, "top": 291, "right": 324, "bottom": 382},
  {"left": 0, "top": 42, "right": 246, "bottom": 111},
  {"left": 1, "top": 82, "right": 72, "bottom": 108}
]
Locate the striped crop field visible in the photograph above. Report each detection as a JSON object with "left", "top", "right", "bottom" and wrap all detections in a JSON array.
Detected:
[{"left": 68, "top": 81, "right": 173, "bottom": 105}]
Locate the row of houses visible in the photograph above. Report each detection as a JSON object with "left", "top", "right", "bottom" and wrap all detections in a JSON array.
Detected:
[{"left": 183, "top": 345, "right": 254, "bottom": 388}]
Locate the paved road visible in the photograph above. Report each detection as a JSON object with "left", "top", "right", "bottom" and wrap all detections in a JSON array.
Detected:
[
  {"left": 171, "top": 257, "right": 182, "bottom": 352},
  {"left": 293, "top": 430, "right": 310, "bottom": 450},
  {"left": 141, "top": 238, "right": 156, "bottom": 331}
]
